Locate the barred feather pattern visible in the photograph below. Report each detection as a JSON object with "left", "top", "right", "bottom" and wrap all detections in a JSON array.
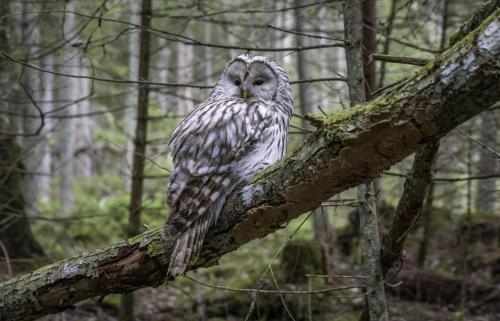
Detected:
[{"left": 165, "top": 54, "right": 293, "bottom": 276}]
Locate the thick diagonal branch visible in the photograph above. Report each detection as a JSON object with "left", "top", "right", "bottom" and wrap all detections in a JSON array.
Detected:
[{"left": 0, "top": 10, "right": 499, "bottom": 321}]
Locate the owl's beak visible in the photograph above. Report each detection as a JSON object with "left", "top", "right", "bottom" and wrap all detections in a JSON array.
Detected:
[{"left": 241, "top": 88, "right": 251, "bottom": 100}]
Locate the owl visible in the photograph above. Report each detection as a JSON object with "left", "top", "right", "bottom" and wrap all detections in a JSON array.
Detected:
[{"left": 164, "top": 53, "right": 293, "bottom": 276}]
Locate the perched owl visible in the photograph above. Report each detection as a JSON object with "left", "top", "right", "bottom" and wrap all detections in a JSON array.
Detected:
[{"left": 164, "top": 53, "right": 293, "bottom": 276}]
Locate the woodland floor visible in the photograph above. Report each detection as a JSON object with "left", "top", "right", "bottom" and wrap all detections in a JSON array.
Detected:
[{"left": 2, "top": 209, "right": 499, "bottom": 321}]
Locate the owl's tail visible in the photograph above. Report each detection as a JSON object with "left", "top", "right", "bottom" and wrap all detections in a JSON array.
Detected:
[
  {"left": 164, "top": 173, "right": 235, "bottom": 277},
  {"left": 166, "top": 212, "right": 211, "bottom": 276}
]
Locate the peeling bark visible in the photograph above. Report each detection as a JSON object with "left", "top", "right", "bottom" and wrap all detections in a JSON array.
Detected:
[{"left": 0, "top": 9, "right": 499, "bottom": 321}]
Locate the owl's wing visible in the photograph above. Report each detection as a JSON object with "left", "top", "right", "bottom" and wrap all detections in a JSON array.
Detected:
[
  {"left": 165, "top": 98, "right": 271, "bottom": 275},
  {"left": 168, "top": 98, "right": 270, "bottom": 191}
]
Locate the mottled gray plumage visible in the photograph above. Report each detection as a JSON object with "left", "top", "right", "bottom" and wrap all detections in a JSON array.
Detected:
[{"left": 165, "top": 53, "right": 293, "bottom": 276}]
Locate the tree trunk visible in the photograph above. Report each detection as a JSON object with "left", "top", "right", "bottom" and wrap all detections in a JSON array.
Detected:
[
  {"left": 0, "top": 8, "right": 499, "bottom": 320},
  {"left": 20, "top": 1, "right": 42, "bottom": 219},
  {"left": 344, "top": 1, "right": 389, "bottom": 320},
  {"left": 378, "top": 0, "right": 398, "bottom": 88},
  {"left": 75, "top": 66, "right": 93, "bottom": 178},
  {"left": 157, "top": 37, "right": 170, "bottom": 111},
  {"left": 176, "top": 27, "right": 194, "bottom": 114},
  {"left": 58, "top": 1, "right": 77, "bottom": 216},
  {"left": 124, "top": 0, "right": 141, "bottom": 191},
  {"left": 0, "top": 136, "right": 45, "bottom": 261},
  {"left": 416, "top": 0, "right": 451, "bottom": 269},
  {"left": 475, "top": 112, "right": 497, "bottom": 213},
  {"left": 0, "top": 0, "right": 44, "bottom": 262},
  {"left": 38, "top": 54, "right": 54, "bottom": 204},
  {"left": 119, "top": 1, "right": 152, "bottom": 320},
  {"left": 295, "top": 0, "right": 332, "bottom": 246},
  {"left": 416, "top": 180, "right": 435, "bottom": 268}
]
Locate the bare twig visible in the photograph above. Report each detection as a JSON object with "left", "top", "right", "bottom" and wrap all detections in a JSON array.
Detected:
[
  {"left": 183, "top": 275, "right": 364, "bottom": 295},
  {"left": 457, "top": 128, "right": 500, "bottom": 159},
  {"left": 371, "top": 53, "right": 429, "bottom": 66}
]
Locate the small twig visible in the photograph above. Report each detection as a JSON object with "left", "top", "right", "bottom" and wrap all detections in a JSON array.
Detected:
[
  {"left": 17, "top": 80, "right": 45, "bottom": 135},
  {"left": 370, "top": 79, "right": 404, "bottom": 97},
  {"left": 183, "top": 275, "right": 364, "bottom": 295},
  {"left": 317, "top": 105, "right": 327, "bottom": 116},
  {"left": 290, "top": 77, "right": 346, "bottom": 84},
  {"left": 270, "top": 266, "right": 296, "bottom": 321},
  {"left": 0, "top": 240, "right": 12, "bottom": 277},
  {"left": 457, "top": 128, "right": 500, "bottom": 159},
  {"left": 371, "top": 53, "right": 429, "bottom": 66},
  {"left": 384, "top": 171, "right": 500, "bottom": 182},
  {"left": 306, "top": 274, "right": 367, "bottom": 279},
  {"left": 98, "top": 135, "right": 171, "bottom": 172},
  {"left": 267, "top": 24, "right": 344, "bottom": 42},
  {"left": 289, "top": 123, "right": 315, "bottom": 133},
  {"left": 303, "top": 114, "right": 324, "bottom": 127}
]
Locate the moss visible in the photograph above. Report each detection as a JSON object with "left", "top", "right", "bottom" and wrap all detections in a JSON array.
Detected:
[
  {"left": 249, "top": 161, "right": 285, "bottom": 183},
  {"left": 315, "top": 92, "right": 402, "bottom": 142},
  {"left": 146, "top": 236, "right": 168, "bottom": 257}
]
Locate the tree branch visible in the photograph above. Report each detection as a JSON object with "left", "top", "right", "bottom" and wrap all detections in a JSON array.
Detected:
[
  {"left": 381, "top": 141, "right": 440, "bottom": 276},
  {"left": 0, "top": 9, "right": 499, "bottom": 321}
]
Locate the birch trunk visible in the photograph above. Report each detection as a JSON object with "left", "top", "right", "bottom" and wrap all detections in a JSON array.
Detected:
[{"left": 58, "top": 1, "right": 78, "bottom": 215}]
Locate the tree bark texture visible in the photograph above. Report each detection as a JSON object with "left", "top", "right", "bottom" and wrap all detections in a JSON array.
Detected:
[
  {"left": 475, "top": 112, "right": 497, "bottom": 213},
  {"left": 294, "top": 0, "right": 331, "bottom": 245},
  {"left": 0, "top": 0, "right": 44, "bottom": 261},
  {"left": 127, "top": 0, "right": 151, "bottom": 238},
  {"left": 0, "top": 135, "right": 45, "bottom": 260},
  {"left": 58, "top": 0, "right": 78, "bottom": 216},
  {"left": 0, "top": 9, "right": 499, "bottom": 321},
  {"left": 124, "top": 0, "right": 141, "bottom": 189},
  {"left": 382, "top": 142, "right": 440, "bottom": 275},
  {"left": 346, "top": 0, "right": 388, "bottom": 320},
  {"left": 120, "top": 1, "right": 152, "bottom": 319}
]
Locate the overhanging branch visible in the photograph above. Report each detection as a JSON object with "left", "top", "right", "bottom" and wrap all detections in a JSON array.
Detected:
[{"left": 0, "top": 9, "right": 499, "bottom": 321}]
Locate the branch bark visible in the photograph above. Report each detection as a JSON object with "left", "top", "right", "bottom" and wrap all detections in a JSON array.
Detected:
[
  {"left": 0, "top": 9, "right": 499, "bottom": 321},
  {"left": 382, "top": 141, "right": 440, "bottom": 275}
]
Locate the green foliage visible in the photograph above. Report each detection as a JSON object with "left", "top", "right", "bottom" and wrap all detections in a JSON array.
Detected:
[{"left": 35, "top": 174, "right": 167, "bottom": 256}]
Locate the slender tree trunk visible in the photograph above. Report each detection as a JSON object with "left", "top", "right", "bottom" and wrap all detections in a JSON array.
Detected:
[
  {"left": 157, "top": 37, "right": 169, "bottom": 111},
  {"left": 378, "top": 0, "right": 398, "bottom": 88},
  {"left": 440, "top": 0, "right": 449, "bottom": 50},
  {"left": 459, "top": 130, "right": 473, "bottom": 315},
  {"left": 39, "top": 54, "right": 54, "bottom": 204},
  {"left": 58, "top": 1, "right": 78, "bottom": 215},
  {"left": 295, "top": 0, "right": 332, "bottom": 248},
  {"left": 125, "top": 0, "right": 141, "bottom": 190},
  {"left": 76, "top": 66, "right": 93, "bottom": 178},
  {"left": 416, "top": 0, "right": 451, "bottom": 268},
  {"left": 475, "top": 112, "right": 497, "bottom": 213},
  {"left": 362, "top": 0, "right": 377, "bottom": 101},
  {"left": 0, "top": 135, "right": 45, "bottom": 261},
  {"left": 119, "top": 1, "right": 152, "bottom": 320},
  {"left": 176, "top": 27, "right": 194, "bottom": 114},
  {"left": 344, "top": 1, "right": 389, "bottom": 320},
  {"left": 0, "top": 0, "right": 44, "bottom": 261},
  {"left": 416, "top": 180, "right": 435, "bottom": 268},
  {"left": 20, "top": 2, "right": 42, "bottom": 219}
]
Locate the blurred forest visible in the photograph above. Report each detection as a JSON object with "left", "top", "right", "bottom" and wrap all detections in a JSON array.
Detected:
[{"left": 0, "top": 0, "right": 499, "bottom": 321}]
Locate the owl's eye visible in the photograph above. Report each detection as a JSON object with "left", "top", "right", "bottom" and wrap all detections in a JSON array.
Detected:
[
  {"left": 254, "top": 79, "right": 264, "bottom": 86},
  {"left": 234, "top": 79, "right": 241, "bottom": 86}
]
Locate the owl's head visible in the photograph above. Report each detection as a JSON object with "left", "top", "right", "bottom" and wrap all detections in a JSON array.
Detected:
[{"left": 210, "top": 54, "right": 293, "bottom": 115}]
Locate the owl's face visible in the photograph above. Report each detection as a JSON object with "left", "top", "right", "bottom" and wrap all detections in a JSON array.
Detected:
[{"left": 220, "top": 60, "right": 279, "bottom": 102}]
